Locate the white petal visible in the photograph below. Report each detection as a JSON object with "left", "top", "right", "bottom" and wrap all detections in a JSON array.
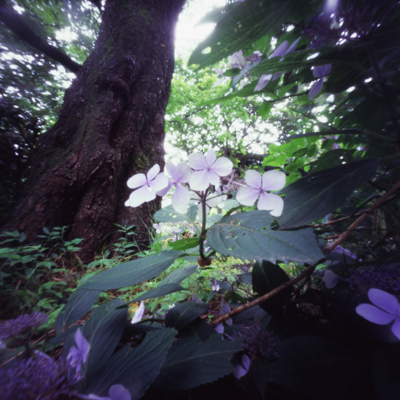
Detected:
[
  {"left": 188, "top": 153, "right": 207, "bottom": 170},
  {"left": 270, "top": 41, "right": 289, "bottom": 58},
  {"left": 254, "top": 74, "right": 271, "bottom": 91},
  {"left": 149, "top": 172, "right": 169, "bottom": 192},
  {"left": 189, "top": 170, "right": 209, "bottom": 191},
  {"left": 109, "top": 384, "right": 131, "bottom": 400},
  {"left": 205, "top": 149, "right": 217, "bottom": 166},
  {"left": 131, "top": 301, "right": 145, "bottom": 324},
  {"left": 262, "top": 170, "right": 286, "bottom": 191},
  {"left": 356, "top": 304, "right": 395, "bottom": 325},
  {"left": 391, "top": 318, "right": 400, "bottom": 340},
  {"left": 257, "top": 192, "right": 284, "bottom": 217},
  {"left": 125, "top": 186, "right": 155, "bottom": 208},
  {"left": 176, "top": 162, "right": 192, "bottom": 183},
  {"left": 322, "top": 270, "right": 339, "bottom": 289},
  {"left": 156, "top": 180, "right": 172, "bottom": 197},
  {"left": 236, "top": 186, "right": 260, "bottom": 206},
  {"left": 212, "top": 157, "right": 233, "bottom": 177},
  {"left": 146, "top": 164, "right": 160, "bottom": 181},
  {"left": 204, "top": 170, "right": 220, "bottom": 187},
  {"left": 172, "top": 185, "right": 191, "bottom": 214},
  {"left": 308, "top": 78, "right": 324, "bottom": 100},
  {"left": 368, "top": 288, "right": 399, "bottom": 315},
  {"left": 127, "top": 173, "right": 146, "bottom": 189},
  {"left": 244, "top": 170, "right": 262, "bottom": 189},
  {"left": 206, "top": 193, "right": 222, "bottom": 208}
]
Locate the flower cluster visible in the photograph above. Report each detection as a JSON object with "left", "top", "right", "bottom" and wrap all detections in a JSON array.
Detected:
[
  {"left": 0, "top": 311, "right": 48, "bottom": 341},
  {"left": 125, "top": 150, "right": 286, "bottom": 218},
  {"left": 241, "top": 325, "right": 279, "bottom": 360}
]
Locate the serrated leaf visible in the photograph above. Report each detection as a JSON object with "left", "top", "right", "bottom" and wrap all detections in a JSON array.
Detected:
[
  {"left": 55, "top": 288, "right": 101, "bottom": 333},
  {"left": 207, "top": 211, "right": 323, "bottom": 264},
  {"left": 168, "top": 237, "right": 200, "bottom": 251},
  {"left": 278, "top": 159, "right": 379, "bottom": 228},
  {"left": 160, "top": 264, "right": 198, "bottom": 286},
  {"left": 84, "top": 328, "right": 177, "bottom": 399},
  {"left": 81, "top": 250, "right": 183, "bottom": 291},
  {"left": 166, "top": 302, "right": 209, "bottom": 331},
  {"left": 154, "top": 335, "right": 242, "bottom": 391},
  {"left": 132, "top": 283, "right": 186, "bottom": 302}
]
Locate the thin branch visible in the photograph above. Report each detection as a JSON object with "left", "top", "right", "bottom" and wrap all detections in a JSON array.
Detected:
[
  {"left": 324, "top": 178, "right": 400, "bottom": 253},
  {"left": 210, "top": 262, "right": 322, "bottom": 327}
]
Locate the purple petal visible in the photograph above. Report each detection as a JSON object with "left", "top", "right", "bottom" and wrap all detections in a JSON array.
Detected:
[
  {"left": 172, "top": 184, "right": 191, "bottom": 214},
  {"left": 149, "top": 173, "right": 169, "bottom": 192},
  {"left": 156, "top": 179, "right": 172, "bottom": 197},
  {"left": 125, "top": 186, "right": 155, "bottom": 208},
  {"left": 308, "top": 78, "right": 324, "bottom": 100},
  {"left": 322, "top": 270, "right": 339, "bottom": 289},
  {"left": 242, "top": 354, "right": 251, "bottom": 370},
  {"left": 109, "top": 384, "right": 131, "bottom": 400},
  {"left": 189, "top": 170, "right": 209, "bottom": 191},
  {"left": 244, "top": 170, "right": 262, "bottom": 188},
  {"left": 313, "top": 64, "right": 332, "bottom": 78},
  {"left": 272, "top": 71, "right": 283, "bottom": 81},
  {"left": 131, "top": 301, "right": 145, "bottom": 324},
  {"left": 391, "top": 318, "right": 400, "bottom": 340},
  {"left": 205, "top": 149, "right": 217, "bottom": 166},
  {"left": 74, "top": 328, "right": 90, "bottom": 363},
  {"left": 286, "top": 37, "right": 301, "bottom": 54},
  {"left": 234, "top": 365, "right": 248, "bottom": 379},
  {"left": 356, "top": 304, "right": 395, "bottom": 325},
  {"left": 211, "top": 157, "right": 233, "bottom": 177},
  {"left": 236, "top": 186, "right": 260, "bottom": 206},
  {"left": 188, "top": 153, "right": 207, "bottom": 170},
  {"left": 254, "top": 74, "right": 271, "bottom": 91},
  {"left": 257, "top": 192, "right": 284, "bottom": 216},
  {"left": 147, "top": 164, "right": 160, "bottom": 181},
  {"left": 215, "top": 323, "right": 224, "bottom": 334},
  {"left": 270, "top": 41, "right": 289, "bottom": 58},
  {"left": 126, "top": 173, "right": 146, "bottom": 189},
  {"left": 368, "top": 288, "right": 399, "bottom": 315},
  {"left": 166, "top": 161, "right": 191, "bottom": 183},
  {"left": 261, "top": 170, "right": 286, "bottom": 191}
]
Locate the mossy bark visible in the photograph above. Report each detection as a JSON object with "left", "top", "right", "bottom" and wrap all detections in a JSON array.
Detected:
[{"left": 3, "top": 0, "right": 185, "bottom": 260}]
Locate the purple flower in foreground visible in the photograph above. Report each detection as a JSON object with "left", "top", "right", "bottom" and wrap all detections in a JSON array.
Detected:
[
  {"left": 236, "top": 170, "right": 286, "bottom": 216},
  {"left": 131, "top": 301, "right": 145, "bottom": 324},
  {"left": 234, "top": 354, "right": 250, "bottom": 379},
  {"left": 356, "top": 288, "right": 400, "bottom": 340},
  {"left": 0, "top": 312, "right": 48, "bottom": 341},
  {"left": 188, "top": 150, "right": 233, "bottom": 191},
  {"left": 125, "top": 164, "right": 169, "bottom": 208},
  {"left": 67, "top": 328, "right": 90, "bottom": 378},
  {"left": 82, "top": 384, "right": 131, "bottom": 400},
  {"left": 309, "top": 64, "right": 332, "bottom": 100}
]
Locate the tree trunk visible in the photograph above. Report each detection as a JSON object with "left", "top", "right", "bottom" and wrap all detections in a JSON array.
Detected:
[{"left": 2, "top": 0, "right": 185, "bottom": 260}]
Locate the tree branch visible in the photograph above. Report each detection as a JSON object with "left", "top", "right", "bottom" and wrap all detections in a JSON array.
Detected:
[{"left": 0, "top": 4, "right": 81, "bottom": 73}]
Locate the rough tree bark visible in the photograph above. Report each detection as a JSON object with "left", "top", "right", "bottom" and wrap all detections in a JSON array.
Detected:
[{"left": 2, "top": 0, "right": 186, "bottom": 260}]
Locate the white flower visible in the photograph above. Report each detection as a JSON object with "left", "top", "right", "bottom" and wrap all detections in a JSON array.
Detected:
[
  {"left": 236, "top": 170, "right": 286, "bottom": 217},
  {"left": 131, "top": 301, "right": 145, "bottom": 324},
  {"left": 125, "top": 164, "right": 169, "bottom": 208},
  {"left": 188, "top": 150, "right": 233, "bottom": 191},
  {"left": 227, "top": 50, "right": 246, "bottom": 69},
  {"left": 322, "top": 270, "right": 340, "bottom": 289},
  {"left": 356, "top": 288, "right": 400, "bottom": 340}
]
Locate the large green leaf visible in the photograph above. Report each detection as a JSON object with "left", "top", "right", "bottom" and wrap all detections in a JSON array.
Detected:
[
  {"left": 165, "top": 302, "right": 209, "bottom": 331},
  {"left": 168, "top": 237, "right": 200, "bottom": 251},
  {"left": 154, "top": 335, "right": 243, "bottom": 391},
  {"left": 55, "top": 288, "right": 101, "bottom": 333},
  {"left": 132, "top": 283, "right": 186, "bottom": 302},
  {"left": 278, "top": 159, "right": 379, "bottom": 228},
  {"left": 207, "top": 211, "right": 323, "bottom": 264},
  {"left": 81, "top": 250, "right": 183, "bottom": 291},
  {"left": 189, "top": 0, "right": 311, "bottom": 69},
  {"left": 83, "top": 328, "right": 177, "bottom": 399}
]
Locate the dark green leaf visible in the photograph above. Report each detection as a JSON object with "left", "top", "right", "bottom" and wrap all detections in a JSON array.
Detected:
[
  {"left": 160, "top": 264, "right": 198, "bottom": 285},
  {"left": 168, "top": 237, "right": 200, "bottom": 251},
  {"left": 207, "top": 211, "right": 323, "bottom": 263},
  {"left": 165, "top": 302, "right": 209, "bottom": 331},
  {"left": 154, "top": 335, "right": 242, "bottom": 391},
  {"left": 278, "top": 159, "right": 379, "bottom": 228},
  {"left": 81, "top": 250, "right": 183, "bottom": 291},
  {"left": 132, "top": 283, "right": 186, "bottom": 302}
]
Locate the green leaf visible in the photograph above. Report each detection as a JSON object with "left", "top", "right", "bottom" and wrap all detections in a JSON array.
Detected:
[
  {"left": 166, "top": 302, "right": 209, "bottom": 331},
  {"left": 252, "top": 261, "right": 293, "bottom": 317},
  {"left": 132, "top": 283, "right": 186, "bottom": 302},
  {"left": 268, "top": 336, "right": 364, "bottom": 400},
  {"left": 207, "top": 211, "right": 324, "bottom": 264},
  {"left": 278, "top": 159, "right": 379, "bottom": 228},
  {"left": 81, "top": 250, "right": 183, "bottom": 291},
  {"left": 168, "top": 237, "right": 200, "bottom": 251},
  {"left": 154, "top": 335, "right": 243, "bottom": 391},
  {"left": 55, "top": 288, "right": 101, "bottom": 333},
  {"left": 84, "top": 328, "right": 177, "bottom": 399},
  {"left": 160, "top": 264, "right": 198, "bottom": 285}
]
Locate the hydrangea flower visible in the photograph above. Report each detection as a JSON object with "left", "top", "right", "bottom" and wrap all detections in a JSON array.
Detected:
[
  {"left": 322, "top": 270, "right": 340, "bottom": 289},
  {"left": 125, "top": 164, "right": 169, "bottom": 208},
  {"left": 192, "top": 191, "right": 227, "bottom": 219},
  {"left": 131, "top": 301, "right": 145, "bottom": 324},
  {"left": 67, "top": 328, "right": 90, "bottom": 378},
  {"left": 309, "top": 64, "right": 332, "bottom": 100},
  {"left": 0, "top": 311, "right": 48, "bottom": 341},
  {"left": 236, "top": 169, "right": 286, "bottom": 217},
  {"left": 234, "top": 354, "right": 250, "bottom": 379},
  {"left": 159, "top": 161, "right": 192, "bottom": 214},
  {"left": 356, "top": 288, "right": 400, "bottom": 340},
  {"left": 227, "top": 50, "right": 246, "bottom": 69},
  {"left": 188, "top": 150, "right": 233, "bottom": 191},
  {"left": 84, "top": 384, "right": 131, "bottom": 400}
]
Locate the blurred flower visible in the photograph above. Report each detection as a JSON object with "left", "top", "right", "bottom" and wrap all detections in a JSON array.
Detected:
[
  {"left": 236, "top": 169, "right": 286, "bottom": 216},
  {"left": 0, "top": 311, "right": 48, "bottom": 341},
  {"left": 322, "top": 270, "right": 340, "bottom": 289},
  {"left": 67, "top": 328, "right": 90, "bottom": 379},
  {"left": 241, "top": 325, "right": 279, "bottom": 359},
  {"left": 131, "top": 301, "right": 145, "bottom": 324},
  {"left": 188, "top": 150, "right": 233, "bottom": 191},
  {"left": 125, "top": 164, "right": 169, "bottom": 208},
  {"left": 227, "top": 50, "right": 246, "bottom": 69},
  {"left": 84, "top": 384, "right": 131, "bottom": 400},
  {"left": 234, "top": 354, "right": 250, "bottom": 379},
  {"left": 356, "top": 288, "right": 400, "bottom": 340},
  {"left": 211, "top": 279, "right": 220, "bottom": 292},
  {"left": 309, "top": 64, "right": 332, "bottom": 100}
]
